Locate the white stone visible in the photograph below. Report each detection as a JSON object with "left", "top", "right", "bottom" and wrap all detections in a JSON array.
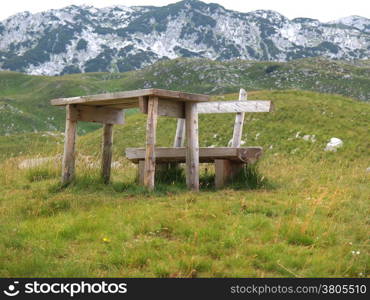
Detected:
[
  {"left": 18, "top": 156, "right": 58, "bottom": 169},
  {"left": 302, "top": 134, "right": 316, "bottom": 142},
  {"left": 111, "top": 161, "right": 122, "bottom": 169},
  {"left": 324, "top": 137, "right": 343, "bottom": 152}
]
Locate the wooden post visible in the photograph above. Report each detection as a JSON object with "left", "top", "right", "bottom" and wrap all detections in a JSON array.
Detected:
[
  {"left": 173, "top": 118, "right": 186, "bottom": 147},
  {"left": 101, "top": 124, "right": 113, "bottom": 184},
  {"left": 61, "top": 104, "right": 78, "bottom": 185},
  {"left": 139, "top": 96, "right": 148, "bottom": 114},
  {"left": 231, "top": 88, "right": 247, "bottom": 147},
  {"left": 138, "top": 160, "right": 145, "bottom": 185},
  {"left": 143, "top": 96, "right": 159, "bottom": 190},
  {"left": 185, "top": 102, "right": 199, "bottom": 191},
  {"left": 215, "top": 160, "right": 230, "bottom": 189},
  {"left": 215, "top": 160, "right": 244, "bottom": 189}
]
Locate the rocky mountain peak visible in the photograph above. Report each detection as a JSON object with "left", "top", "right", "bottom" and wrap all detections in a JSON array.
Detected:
[{"left": 0, "top": 0, "right": 369, "bottom": 75}]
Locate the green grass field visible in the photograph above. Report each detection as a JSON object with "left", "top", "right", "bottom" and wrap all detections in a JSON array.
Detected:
[{"left": 0, "top": 90, "right": 369, "bottom": 277}]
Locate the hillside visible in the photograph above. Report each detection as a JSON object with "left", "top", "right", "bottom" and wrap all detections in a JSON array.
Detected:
[
  {"left": 0, "top": 89, "right": 369, "bottom": 277},
  {"left": 0, "top": 57, "right": 369, "bottom": 136},
  {"left": 1, "top": 0, "right": 370, "bottom": 75}
]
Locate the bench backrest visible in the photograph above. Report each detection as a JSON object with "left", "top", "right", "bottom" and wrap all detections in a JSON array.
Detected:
[
  {"left": 231, "top": 88, "right": 247, "bottom": 147},
  {"left": 172, "top": 88, "right": 273, "bottom": 148}
]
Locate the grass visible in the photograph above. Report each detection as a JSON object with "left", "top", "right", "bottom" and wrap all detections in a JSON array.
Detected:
[
  {"left": 0, "top": 154, "right": 368, "bottom": 277},
  {"left": 0, "top": 89, "right": 369, "bottom": 277},
  {"left": 0, "top": 133, "right": 62, "bottom": 162}
]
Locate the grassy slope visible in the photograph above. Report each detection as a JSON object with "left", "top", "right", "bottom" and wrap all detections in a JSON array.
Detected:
[
  {"left": 0, "top": 57, "right": 369, "bottom": 135},
  {"left": 0, "top": 90, "right": 369, "bottom": 277}
]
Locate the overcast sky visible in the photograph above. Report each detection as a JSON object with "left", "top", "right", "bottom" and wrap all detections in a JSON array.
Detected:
[{"left": 1, "top": 0, "right": 369, "bottom": 22}]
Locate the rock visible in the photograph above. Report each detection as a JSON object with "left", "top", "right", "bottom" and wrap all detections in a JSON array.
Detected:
[
  {"left": 366, "top": 167, "right": 370, "bottom": 173},
  {"left": 18, "top": 156, "right": 58, "bottom": 169},
  {"left": 111, "top": 161, "right": 122, "bottom": 169},
  {"left": 324, "top": 137, "right": 343, "bottom": 152},
  {"left": 302, "top": 134, "right": 316, "bottom": 142}
]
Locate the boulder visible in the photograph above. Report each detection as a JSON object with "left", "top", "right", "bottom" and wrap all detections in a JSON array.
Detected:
[{"left": 324, "top": 137, "right": 343, "bottom": 152}]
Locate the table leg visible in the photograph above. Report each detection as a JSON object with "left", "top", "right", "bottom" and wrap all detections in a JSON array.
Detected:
[
  {"left": 144, "top": 96, "right": 158, "bottom": 190},
  {"left": 101, "top": 123, "right": 113, "bottom": 184},
  {"left": 62, "top": 104, "right": 78, "bottom": 185},
  {"left": 185, "top": 102, "right": 199, "bottom": 191}
]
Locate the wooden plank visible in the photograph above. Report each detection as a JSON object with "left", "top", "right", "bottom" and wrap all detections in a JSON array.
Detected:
[
  {"left": 215, "top": 160, "right": 244, "bottom": 188},
  {"left": 140, "top": 97, "right": 185, "bottom": 118},
  {"left": 215, "top": 160, "right": 230, "bottom": 188},
  {"left": 52, "top": 95, "right": 138, "bottom": 107},
  {"left": 171, "top": 118, "right": 186, "bottom": 169},
  {"left": 61, "top": 105, "right": 78, "bottom": 185},
  {"left": 51, "top": 90, "right": 154, "bottom": 106},
  {"left": 238, "top": 147, "right": 263, "bottom": 164},
  {"left": 139, "top": 96, "right": 148, "bottom": 114},
  {"left": 138, "top": 160, "right": 145, "bottom": 185},
  {"left": 153, "top": 89, "right": 209, "bottom": 102},
  {"left": 73, "top": 105, "right": 124, "bottom": 124},
  {"left": 173, "top": 119, "right": 186, "bottom": 147},
  {"left": 143, "top": 96, "right": 159, "bottom": 190},
  {"left": 126, "top": 147, "right": 263, "bottom": 163},
  {"left": 231, "top": 88, "right": 247, "bottom": 147},
  {"left": 197, "top": 100, "right": 273, "bottom": 114},
  {"left": 215, "top": 160, "right": 228, "bottom": 189},
  {"left": 51, "top": 88, "right": 209, "bottom": 106},
  {"left": 101, "top": 124, "right": 113, "bottom": 184},
  {"left": 185, "top": 103, "right": 199, "bottom": 191},
  {"left": 100, "top": 102, "right": 139, "bottom": 110},
  {"left": 158, "top": 99, "right": 185, "bottom": 118},
  {"left": 71, "top": 99, "right": 138, "bottom": 107}
]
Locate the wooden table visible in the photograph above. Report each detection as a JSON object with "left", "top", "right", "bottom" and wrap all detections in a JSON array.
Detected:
[{"left": 51, "top": 89, "right": 210, "bottom": 191}]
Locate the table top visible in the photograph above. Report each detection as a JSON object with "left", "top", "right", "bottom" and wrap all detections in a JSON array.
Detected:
[{"left": 50, "top": 88, "right": 210, "bottom": 109}]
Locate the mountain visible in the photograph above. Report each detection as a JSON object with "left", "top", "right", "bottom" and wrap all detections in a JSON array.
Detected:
[
  {"left": 0, "top": 57, "right": 369, "bottom": 136},
  {"left": 0, "top": 0, "right": 369, "bottom": 76},
  {"left": 329, "top": 15, "right": 370, "bottom": 32}
]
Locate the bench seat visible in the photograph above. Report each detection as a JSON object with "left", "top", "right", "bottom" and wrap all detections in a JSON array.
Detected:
[{"left": 126, "top": 147, "right": 263, "bottom": 164}]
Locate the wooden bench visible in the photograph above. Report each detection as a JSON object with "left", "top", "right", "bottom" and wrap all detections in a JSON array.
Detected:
[{"left": 126, "top": 89, "right": 273, "bottom": 188}]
